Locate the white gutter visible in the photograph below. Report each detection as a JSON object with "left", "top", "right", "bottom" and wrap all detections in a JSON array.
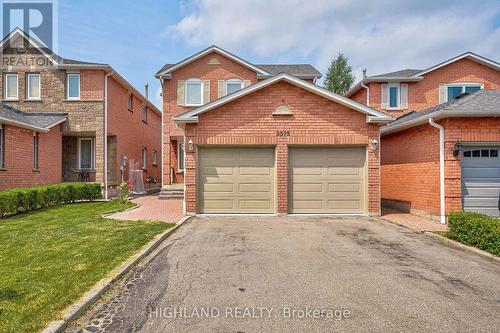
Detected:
[
  {"left": 104, "top": 71, "right": 114, "bottom": 200},
  {"left": 360, "top": 80, "right": 370, "bottom": 106},
  {"left": 429, "top": 118, "right": 446, "bottom": 224}
]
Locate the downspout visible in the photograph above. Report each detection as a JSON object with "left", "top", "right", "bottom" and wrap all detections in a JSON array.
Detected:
[
  {"left": 160, "top": 78, "right": 164, "bottom": 187},
  {"left": 104, "top": 70, "right": 114, "bottom": 200},
  {"left": 429, "top": 118, "right": 446, "bottom": 224},
  {"left": 361, "top": 68, "right": 369, "bottom": 106}
]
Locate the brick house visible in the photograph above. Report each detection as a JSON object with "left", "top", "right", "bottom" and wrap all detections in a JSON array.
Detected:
[
  {"left": 346, "top": 52, "right": 500, "bottom": 220},
  {"left": 156, "top": 46, "right": 392, "bottom": 215},
  {"left": 0, "top": 29, "right": 161, "bottom": 195}
]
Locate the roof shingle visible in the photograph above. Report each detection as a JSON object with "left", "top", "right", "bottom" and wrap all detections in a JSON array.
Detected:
[{"left": 0, "top": 103, "right": 67, "bottom": 130}]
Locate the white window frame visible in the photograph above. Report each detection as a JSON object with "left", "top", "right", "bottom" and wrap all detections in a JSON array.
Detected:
[
  {"left": 225, "top": 78, "right": 243, "bottom": 95},
  {"left": 185, "top": 78, "right": 203, "bottom": 106},
  {"left": 4, "top": 73, "right": 19, "bottom": 100},
  {"left": 152, "top": 150, "right": 158, "bottom": 166},
  {"left": 141, "top": 147, "right": 147, "bottom": 170},
  {"left": 128, "top": 93, "right": 133, "bottom": 110},
  {"left": 77, "top": 138, "right": 95, "bottom": 170},
  {"left": 67, "top": 73, "right": 81, "bottom": 100},
  {"left": 27, "top": 73, "right": 41, "bottom": 100},
  {"left": 445, "top": 82, "right": 483, "bottom": 102},
  {"left": 177, "top": 142, "right": 185, "bottom": 172},
  {"left": 387, "top": 83, "right": 401, "bottom": 110}
]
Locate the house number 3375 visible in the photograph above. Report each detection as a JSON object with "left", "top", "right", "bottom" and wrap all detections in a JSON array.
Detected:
[{"left": 276, "top": 130, "right": 290, "bottom": 137}]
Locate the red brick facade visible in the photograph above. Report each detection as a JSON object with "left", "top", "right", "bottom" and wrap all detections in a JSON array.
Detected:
[
  {"left": 351, "top": 58, "right": 500, "bottom": 117},
  {"left": 162, "top": 51, "right": 259, "bottom": 185},
  {"left": 182, "top": 81, "right": 381, "bottom": 215},
  {"left": 0, "top": 124, "right": 62, "bottom": 191},
  {"left": 381, "top": 117, "right": 500, "bottom": 219}
]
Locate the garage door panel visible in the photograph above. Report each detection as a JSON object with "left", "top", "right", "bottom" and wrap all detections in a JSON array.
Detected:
[
  {"left": 293, "top": 183, "right": 323, "bottom": 192},
  {"left": 461, "top": 146, "right": 500, "bottom": 217},
  {"left": 204, "top": 183, "right": 234, "bottom": 193},
  {"left": 328, "top": 183, "right": 360, "bottom": 193},
  {"left": 289, "top": 147, "right": 366, "bottom": 214},
  {"left": 462, "top": 168, "right": 499, "bottom": 178},
  {"left": 292, "top": 200, "right": 324, "bottom": 210},
  {"left": 328, "top": 167, "right": 361, "bottom": 176},
  {"left": 198, "top": 147, "right": 275, "bottom": 213},
  {"left": 201, "top": 167, "right": 233, "bottom": 176},
  {"left": 239, "top": 200, "right": 272, "bottom": 210},
  {"left": 328, "top": 200, "right": 361, "bottom": 210},
  {"left": 239, "top": 183, "right": 271, "bottom": 193}
]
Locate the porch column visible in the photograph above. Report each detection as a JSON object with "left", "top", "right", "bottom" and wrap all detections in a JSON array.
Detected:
[{"left": 276, "top": 140, "right": 288, "bottom": 214}]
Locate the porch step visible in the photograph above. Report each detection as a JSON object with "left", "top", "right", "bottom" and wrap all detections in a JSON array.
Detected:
[{"left": 159, "top": 185, "right": 184, "bottom": 199}]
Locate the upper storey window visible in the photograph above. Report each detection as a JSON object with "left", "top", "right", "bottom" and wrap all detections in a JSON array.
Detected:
[
  {"left": 446, "top": 83, "right": 482, "bottom": 102},
  {"left": 4, "top": 74, "right": 18, "bottom": 100},
  {"left": 185, "top": 78, "right": 203, "bottom": 106},
  {"left": 381, "top": 83, "right": 408, "bottom": 110},
  {"left": 226, "top": 78, "right": 243, "bottom": 95},
  {"left": 27, "top": 74, "right": 41, "bottom": 100},
  {"left": 67, "top": 73, "right": 80, "bottom": 100}
]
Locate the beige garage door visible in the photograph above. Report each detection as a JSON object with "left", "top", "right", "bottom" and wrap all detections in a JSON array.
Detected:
[
  {"left": 289, "top": 147, "right": 367, "bottom": 213},
  {"left": 198, "top": 147, "right": 275, "bottom": 213}
]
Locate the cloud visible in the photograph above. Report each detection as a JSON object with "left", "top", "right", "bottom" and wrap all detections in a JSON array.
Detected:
[{"left": 167, "top": 0, "right": 500, "bottom": 80}]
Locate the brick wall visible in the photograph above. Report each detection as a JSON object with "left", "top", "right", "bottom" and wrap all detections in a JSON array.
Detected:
[
  {"left": 353, "top": 59, "right": 500, "bottom": 117},
  {"left": 381, "top": 117, "right": 500, "bottom": 219},
  {"left": 183, "top": 80, "right": 381, "bottom": 215},
  {"left": 107, "top": 76, "right": 162, "bottom": 188},
  {"left": 381, "top": 124, "right": 440, "bottom": 217},
  {"left": 162, "top": 51, "right": 259, "bottom": 185},
  {"left": 0, "top": 124, "right": 62, "bottom": 190}
]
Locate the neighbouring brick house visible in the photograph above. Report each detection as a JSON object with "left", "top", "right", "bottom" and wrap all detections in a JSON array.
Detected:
[
  {"left": 156, "top": 46, "right": 392, "bottom": 215},
  {"left": 347, "top": 52, "right": 500, "bottom": 220},
  {"left": 0, "top": 29, "right": 161, "bottom": 195}
]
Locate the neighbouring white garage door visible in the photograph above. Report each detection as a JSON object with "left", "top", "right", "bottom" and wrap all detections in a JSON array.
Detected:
[
  {"left": 461, "top": 146, "right": 500, "bottom": 217},
  {"left": 289, "top": 147, "right": 367, "bottom": 214},
  {"left": 198, "top": 147, "right": 275, "bottom": 213}
]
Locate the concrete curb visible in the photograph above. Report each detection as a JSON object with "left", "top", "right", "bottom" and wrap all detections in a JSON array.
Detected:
[
  {"left": 423, "top": 231, "right": 500, "bottom": 263},
  {"left": 41, "top": 215, "right": 192, "bottom": 333}
]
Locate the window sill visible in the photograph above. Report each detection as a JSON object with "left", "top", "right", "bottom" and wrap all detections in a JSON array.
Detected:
[
  {"left": 32, "top": 168, "right": 40, "bottom": 172},
  {"left": 128, "top": 108, "right": 133, "bottom": 112},
  {"left": 63, "top": 99, "right": 104, "bottom": 102},
  {"left": 0, "top": 167, "right": 6, "bottom": 171},
  {"left": 1, "top": 99, "right": 19, "bottom": 102},
  {"left": 184, "top": 104, "right": 202, "bottom": 107},
  {"left": 24, "top": 99, "right": 42, "bottom": 102},
  {"left": 176, "top": 170, "right": 184, "bottom": 174},
  {"left": 75, "top": 169, "right": 96, "bottom": 173},
  {"left": 142, "top": 120, "right": 148, "bottom": 124}
]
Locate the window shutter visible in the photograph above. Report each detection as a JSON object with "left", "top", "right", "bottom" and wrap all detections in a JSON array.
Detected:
[
  {"left": 381, "top": 84, "right": 388, "bottom": 109},
  {"left": 203, "top": 80, "right": 210, "bottom": 104},
  {"left": 177, "top": 80, "right": 185, "bottom": 106},
  {"left": 438, "top": 84, "right": 447, "bottom": 104},
  {"left": 400, "top": 83, "right": 408, "bottom": 109},
  {"left": 243, "top": 80, "right": 251, "bottom": 87},
  {"left": 218, "top": 80, "right": 225, "bottom": 98}
]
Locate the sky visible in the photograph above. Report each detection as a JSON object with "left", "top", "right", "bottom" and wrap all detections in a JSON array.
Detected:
[{"left": 37, "top": 0, "right": 500, "bottom": 108}]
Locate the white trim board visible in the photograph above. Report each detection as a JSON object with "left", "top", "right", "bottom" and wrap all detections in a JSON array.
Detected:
[{"left": 156, "top": 45, "right": 270, "bottom": 78}]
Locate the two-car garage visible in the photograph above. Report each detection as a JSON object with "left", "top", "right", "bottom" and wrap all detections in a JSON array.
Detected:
[{"left": 197, "top": 146, "right": 367, "bottom": 214}]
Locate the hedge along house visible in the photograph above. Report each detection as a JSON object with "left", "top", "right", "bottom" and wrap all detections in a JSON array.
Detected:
[
  {"left": 172, "top": 73, "right": 393, "bottom": 215},
  {"left": 381, "top": 89, "right": 500, "bottom": 222}
]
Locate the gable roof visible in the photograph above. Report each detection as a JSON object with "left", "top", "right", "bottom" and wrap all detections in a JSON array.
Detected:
[
  {"left": 0, "top": 103, "right": 67, "bottom": 132},
  {"left": 155, "top": 45, "right": 322, "bottom": 79},
  {"left": 381, "top": 89, "right": 500, "bottom": 135},
  {"left": 345, "top": 52, "right": 500, "bottom": 97},
  {"left": 0, "top": 29, "right": 161, "bottom": 115},
  {"left": 173, "top": 73, "right": 393, "bottom": 124}
]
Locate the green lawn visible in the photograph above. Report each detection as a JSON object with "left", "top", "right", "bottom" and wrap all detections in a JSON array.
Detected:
[{"left": 0, "top": 201, "right": 173, "bottom": 333}]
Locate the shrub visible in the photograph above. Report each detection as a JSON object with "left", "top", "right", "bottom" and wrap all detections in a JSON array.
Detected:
[
  {"left": 447, "top": 211, "right": 500, "bottom": 256},
  {"left": 118, "top": 181, "right": 130, "bottom": 204},
  {"left": 0, "top": 183, "right": 102, "bottom": 217}
]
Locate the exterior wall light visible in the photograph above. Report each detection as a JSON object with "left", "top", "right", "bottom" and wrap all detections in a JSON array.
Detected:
[
  {"left": 371, "top": 139, "right": 379, "bottom": 151},
  {"left": 187, "top": 139, "right": 194, "bottom": 151}
]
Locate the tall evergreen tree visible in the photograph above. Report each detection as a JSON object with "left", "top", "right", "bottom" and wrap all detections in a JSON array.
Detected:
[{"left": 323, "top": 53, "right": 355, "bottom": 95}]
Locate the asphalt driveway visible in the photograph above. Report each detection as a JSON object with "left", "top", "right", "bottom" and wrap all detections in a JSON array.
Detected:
[{"left": 66, "top": 215, "right": 500, "bottom": 333}]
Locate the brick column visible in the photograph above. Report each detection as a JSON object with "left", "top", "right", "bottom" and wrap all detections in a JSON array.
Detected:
[
  {"left": 276, "top": 140, "right": 288, "bottom": 214},
  {"left": 163, "top": 136, "right": 172, "bottom": 186},
  {"left": 94, "top": 125, "right": 105, "bottom": 186},
  {"left": 184, "top": 139, "right": 197, "bottom": 214},
  {"left": 367, "top": 124, "right": 380, "bottom": 216}
]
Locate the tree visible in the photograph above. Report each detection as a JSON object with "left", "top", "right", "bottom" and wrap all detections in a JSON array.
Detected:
[{"left": 323, "top": 53, "right": 355, "bottom": 95}]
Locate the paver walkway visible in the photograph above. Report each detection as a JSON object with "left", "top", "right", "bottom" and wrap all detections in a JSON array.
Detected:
[
  {"left": 109, "top": 195, "right": 184, "bottom": 223},
  {"left": 382, "top": 208, "right": 448, "bottom": 232}
]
